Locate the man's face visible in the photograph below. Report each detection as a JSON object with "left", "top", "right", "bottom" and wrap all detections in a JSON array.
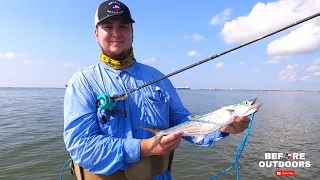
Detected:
[{"left": 95, "top": 16, "right": 133, "bottom": 59}]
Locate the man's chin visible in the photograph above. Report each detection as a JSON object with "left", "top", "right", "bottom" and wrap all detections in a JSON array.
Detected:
[
  {"left": 109, "top": 48, "right": 123, "bottom": 54},
  {"left": 107, "top": 49, "right": 128, "bottom": 60}
]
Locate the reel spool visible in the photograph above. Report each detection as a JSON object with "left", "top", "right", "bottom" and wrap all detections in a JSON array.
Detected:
[{"left": 96, "top": 93, "right": 117, "bottom": 111}]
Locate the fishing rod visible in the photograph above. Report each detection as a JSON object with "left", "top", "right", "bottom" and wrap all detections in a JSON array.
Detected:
[
  {"left": 61, "top": 11, "right": 320, "bottom": 180},
  {"left": 97, "top": 12, "right": 320, "bottom": 110}
]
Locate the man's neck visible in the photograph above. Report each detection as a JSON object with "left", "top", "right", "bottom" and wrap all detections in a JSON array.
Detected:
[
  {"left": 100, "top": 48, "right": 135, "bottom": 70},
  {"left": 103, "top": 48, "right": 132, "bottom": 61}
]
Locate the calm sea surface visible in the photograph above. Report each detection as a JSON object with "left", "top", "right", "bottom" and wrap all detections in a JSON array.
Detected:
[{"left": 0, "top": 88, "right": 319, "bottom": 180}]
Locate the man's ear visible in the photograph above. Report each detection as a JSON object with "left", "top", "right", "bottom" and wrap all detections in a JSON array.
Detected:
[
  {"left": 131, "top": 27, "right": 134, "bottom": 42},
  {"left": 94, "top": 28, "right": 99, "bottom": 42}
]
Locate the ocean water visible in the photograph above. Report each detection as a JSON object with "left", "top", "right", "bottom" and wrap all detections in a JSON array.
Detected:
[{"left": 0, "top": 88, "right": 319, "bottom": 180}]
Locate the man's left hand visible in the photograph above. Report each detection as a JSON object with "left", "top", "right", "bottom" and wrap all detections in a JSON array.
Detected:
[{"left": 220, "top": 116, "right": 250, "bottom": 134}]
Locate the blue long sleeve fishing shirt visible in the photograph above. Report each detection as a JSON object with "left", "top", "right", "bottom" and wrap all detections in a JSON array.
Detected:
[{"left": 63, "top": 60, "right": 229, "bottom": 180}]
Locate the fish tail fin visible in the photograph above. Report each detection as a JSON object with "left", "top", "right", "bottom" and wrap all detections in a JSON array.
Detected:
[
  {"left": 149, "top": 134, "right": 165, "bottom": 151},
  {"left": 194, "top": 135, "right": 205, "bottom": 143},
  {"left": 140, "top": 126, "right": 165, "bottom": 151},
  {"left": 140, "top": 126, "right": 162, "bottom": 134}
]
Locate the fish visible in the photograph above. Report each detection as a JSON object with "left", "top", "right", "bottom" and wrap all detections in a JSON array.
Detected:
[{"left": 140, "top": 98, "right": 262, "bottom": 151}]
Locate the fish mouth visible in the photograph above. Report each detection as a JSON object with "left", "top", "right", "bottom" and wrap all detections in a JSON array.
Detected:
[
  {"left": 239, "top": 98, "right": 262, "bottom": 115},
  {"left": 252, "top": 103, "right": 262, "bottom": 109},
  {"left": 248, "top": 102, "right": 262, "bottom": 114},
  {"left": 249, "top": 98, "right": 257, "bottom": 105},
  {"left": 250, "top": 98, "right": 262, "bottom": 111}
]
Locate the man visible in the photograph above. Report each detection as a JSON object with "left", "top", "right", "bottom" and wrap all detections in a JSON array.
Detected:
[{"left": 63, "top": 0, "right": 250, "bottom": 179}]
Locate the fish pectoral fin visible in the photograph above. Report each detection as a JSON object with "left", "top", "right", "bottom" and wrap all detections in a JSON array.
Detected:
[
  {"left": 140, "top": 126, "right": 161, "bottom": 134},
  {"left": 194, "top": 135, "right": 206, "bottom": 143}
]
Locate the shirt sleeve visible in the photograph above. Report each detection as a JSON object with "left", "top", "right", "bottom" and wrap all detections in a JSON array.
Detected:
[
  {"left": 164, "top": 79, "right": 229, "bottom": 147},
  {"left": 63, "top": 72, "right": 141, "bottom": 175}
]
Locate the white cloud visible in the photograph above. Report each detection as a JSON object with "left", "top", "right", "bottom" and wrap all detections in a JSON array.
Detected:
[
  {"left": 264, "top": 56, "right": 291, "bottom": 64},
  {"left": 264, "top": 59, "right": 280, "bottom": 65},
  {"left": 61, "top": 62, "right": 76, "bottom": 68},
  {"left": 314, "top": 58, "right": 320, "bottom": 64},
  {"left": 314, "top": 72, "right": 320, "bottom": 76},
  {"left": 184, "top": 33, "right": 204, "bottom": 41},
  {"left": 23, "top": 60, "right": 42, "bottom": 65},
  {"left": 220, "top": 0, "right": 320, "bottom": 57},
  {"left": 240, "top": 61, "right": 245, "bottom": 65},
  {"left": 279, "top": 64, "right": 303, "bottom": 82},
  {"left": 300, "top": 76, "right": 311, "bottom": 81},
  {"left": 253, "top": 68, "right": 259, "bottom": 73},
  {"left": 1, "top": 52, "right": 15, "bottom": 58},
  {"left": 216, "top": 62, "right": 224, "bottom": 68},
  {"left": 0, "top": 52, "right": 25, "bottom": 59},
  {"left": 307, "top": 65, "right": 320, "bottom": 71},
  {"left": 187, "top": 50, "right": 200, "bottom": 57},
  {"left": 141, "top": 57, "right": 156, "bottom": 63},
  {"left": 210, "top": 8, "right": 232, "bottom": 25},
  {"left": 267, "top": 20, "right": 320, "bottom": 56}
]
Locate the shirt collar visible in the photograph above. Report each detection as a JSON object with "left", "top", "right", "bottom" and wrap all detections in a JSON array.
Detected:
[{"left": 100, "top": 59, "right": 139, "bottom": 78}]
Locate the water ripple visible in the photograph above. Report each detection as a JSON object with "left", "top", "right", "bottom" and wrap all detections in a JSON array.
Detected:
[{"left": 1, "top": 88, "right": 319, "bottom": 180}]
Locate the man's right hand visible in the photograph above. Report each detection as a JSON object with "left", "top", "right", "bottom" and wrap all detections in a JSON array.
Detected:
[{"left": 140, "top": 131, "right": 183, "bottom": 157}]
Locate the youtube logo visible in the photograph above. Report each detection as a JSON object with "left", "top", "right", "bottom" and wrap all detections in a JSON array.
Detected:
[{"left": 275, "top": 170, "right": 295, "bottom": 176}]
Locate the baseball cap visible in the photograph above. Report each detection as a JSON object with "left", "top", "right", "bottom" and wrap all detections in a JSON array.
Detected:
[{"left": 94, "top": 0, "right": 135, "bottom": 26}]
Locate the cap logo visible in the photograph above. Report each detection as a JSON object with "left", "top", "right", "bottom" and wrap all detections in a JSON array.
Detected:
[
  {"left": 112, "top": 4, "right": 121, "bottom": 12},
  {"left": 107, "top": 1, "right": 124, "bottom": 14}
]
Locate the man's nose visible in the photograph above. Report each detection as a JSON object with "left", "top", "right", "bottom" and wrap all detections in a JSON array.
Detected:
[{"left": 111, "top": 27, "right": 121, "bottom": 37}]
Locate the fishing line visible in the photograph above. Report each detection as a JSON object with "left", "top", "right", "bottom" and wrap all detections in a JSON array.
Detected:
[
  {"left": 60, "top": 158, "right": 73, "bottom": 180},
  {"left": 111, "top": 12, "right": 320, "bottom": 101},
  {"left": 208, "top": 113, "right": 255, "bottom": 180}
]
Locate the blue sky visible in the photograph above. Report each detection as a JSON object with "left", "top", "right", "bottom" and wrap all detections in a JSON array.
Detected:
[{"left": 1, "top": 0, "right": 319, "bottom": 91}]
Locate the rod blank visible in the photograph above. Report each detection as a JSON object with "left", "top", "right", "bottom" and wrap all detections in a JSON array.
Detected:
[{"left": 112, "top": 12, "right": 320, "bottom": 100}]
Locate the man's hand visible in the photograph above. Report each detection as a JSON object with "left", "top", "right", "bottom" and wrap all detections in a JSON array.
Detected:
[
  {"left": 220, "top": 116, "right": 250, "bottom": 134},
  {"left": 141, "top": 131, "right": 183, "bottom": 157}
]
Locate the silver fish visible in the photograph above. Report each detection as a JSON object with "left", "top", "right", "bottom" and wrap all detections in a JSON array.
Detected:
[{"left": 140, "top": 98, "right": 262, "bottom": 151}]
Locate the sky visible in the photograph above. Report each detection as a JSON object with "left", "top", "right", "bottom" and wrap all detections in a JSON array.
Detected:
[{"left": 0, "top": 0, "right": 320, "bottom": 91}]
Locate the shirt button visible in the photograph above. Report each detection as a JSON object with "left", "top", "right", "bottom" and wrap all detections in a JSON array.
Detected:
[{"left": 134, "top": 129, "right": 138, "bottom": 132}]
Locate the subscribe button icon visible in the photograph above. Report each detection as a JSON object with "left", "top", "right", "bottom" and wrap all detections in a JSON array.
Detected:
[{"left": 275, "top": 170, "right": 295, "bottom": 176}]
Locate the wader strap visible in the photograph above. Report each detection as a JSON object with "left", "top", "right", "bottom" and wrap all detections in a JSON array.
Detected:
[
  {"left": 79, "top": 166, "right": 85, "bottom": 180},
  {"left": 167, "top": 150, "right": 174, "bottom": 173}
]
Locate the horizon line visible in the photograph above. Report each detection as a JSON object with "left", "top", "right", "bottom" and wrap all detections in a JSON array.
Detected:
[{"left": 0, "top": 86, "right": 319, "bottom": 92}]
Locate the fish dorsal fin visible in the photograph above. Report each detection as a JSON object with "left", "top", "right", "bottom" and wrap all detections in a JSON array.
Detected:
[{"left": 194, "top": 135, "right": 205, "bottom": 143}]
